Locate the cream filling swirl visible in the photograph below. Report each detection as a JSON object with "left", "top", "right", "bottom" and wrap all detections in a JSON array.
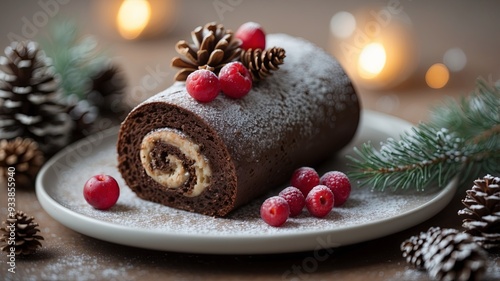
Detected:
[{"left": 140, "top": 128, "right": 211, "bottom": 197}]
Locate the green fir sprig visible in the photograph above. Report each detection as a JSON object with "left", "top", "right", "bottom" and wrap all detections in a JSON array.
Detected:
[
  {"left": 347, "top": 79, "right": 500, "bottom": 191},
  {"left": 40, "top": 20, "right": 109, "bottom": 100}
]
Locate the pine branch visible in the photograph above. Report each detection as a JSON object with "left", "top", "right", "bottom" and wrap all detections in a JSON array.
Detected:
[
  {"left": 40, "top": 20, "right": 109, "bottom": 100},
  {"left": 37, "top": 20, "right": 128, "bottom": 139},
  {"left": 347, "top": 127, "right": 466, "bottom": 191},
  {"left": 347, "top": 78, "right": 500, "bottom": 191}
]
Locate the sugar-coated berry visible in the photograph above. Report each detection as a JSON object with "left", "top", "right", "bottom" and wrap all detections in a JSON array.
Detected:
[
  {"left": 320, "top": 171, "right": 351, "bottom": 206},
  {"left": 185, "top": 69, "right": 220, "bottom": 103},
  {"left": 219, "top": 62, "right": 252, "bottom": 99},
  {"left": 83, "top": 174, "right": 120, "bottom": 210},
  {"left": 235, "top": 22, "right": 266, "bottom": 50},
  {"left": 260, "top": 196, "right": 289, "bottom": 227},
  {"left": 305, "top": 185, "right": 334, "bottom": 218},
  {"left": 279, "top": 186, "right": 305, "bottom": 217},
  {"left": 290, "top": 167, "right": 320, "bottom": 196}
]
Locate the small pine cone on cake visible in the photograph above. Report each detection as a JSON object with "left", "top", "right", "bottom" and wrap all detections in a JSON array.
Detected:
[
  {"left": 171, "top": 22, "right": 242, "bottom": 81},
  {"left": 240, "top": 47, "right": 286, "bottom": 81}
]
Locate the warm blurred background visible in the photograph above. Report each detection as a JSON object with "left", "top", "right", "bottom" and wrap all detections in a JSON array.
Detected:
[
  {"left": 1, "top": 0, "right": 499, "bottom": 125},
  {"left": 0, "top": 2, "right": 499, "bottom": 280}
]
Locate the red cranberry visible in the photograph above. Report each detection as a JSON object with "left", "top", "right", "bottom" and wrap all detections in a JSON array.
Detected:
[{"left": 83, "top": 174, "right": 120, "bottom": 210}]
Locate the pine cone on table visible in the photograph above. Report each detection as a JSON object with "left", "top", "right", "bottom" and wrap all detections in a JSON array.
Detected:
[
  {"left": 401, "top": 226, "right": 441, "bottom": 269},
  {"left": 0, "top": 211, "right": 44, "bottom": 256},
  {"left": 240, "top": 47, "right": 286, "bottom": 81},
  {"left": 0, "top": 41, "right": 73, "bottom": 156},
  {"left": 88, "top": 63, "right": 127, "bottom": 113},
  {"left": 171, "top": 22, "right": 242, "bottom": 81},
  {"left": 0, "top": 138, "right": 44, "bottom": 188},
  {"left": 66, "top": 96, "right": 99, "bottom": 140},
  {"left": 401, "top": 227, "right": 488, "bottom": 281},
  {"left": 458, "top": 174, "right": 500, "bottom": 250}
]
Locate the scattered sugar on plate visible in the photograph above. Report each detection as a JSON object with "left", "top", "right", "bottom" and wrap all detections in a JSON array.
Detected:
[{"left": 45, "top": 132, "right": 441, "bottom": 238}]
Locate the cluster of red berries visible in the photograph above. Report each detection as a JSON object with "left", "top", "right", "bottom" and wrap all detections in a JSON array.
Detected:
[
  {"left": 186, "top": 22, "right": 266, "bottom": 103},
  {"left": 83, "top": 174, "right": 120, "bottom": 210},
  {"left": 260, "top": 167, "right": 351, "bottom": 227}
]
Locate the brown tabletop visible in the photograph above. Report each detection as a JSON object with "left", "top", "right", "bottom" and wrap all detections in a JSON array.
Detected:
[{"left": 1, "top": 1, "right": 500, "bottom": 280}]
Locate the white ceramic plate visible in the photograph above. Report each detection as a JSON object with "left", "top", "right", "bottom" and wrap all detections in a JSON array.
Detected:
[{"left": 36, "top": 110, "right": 457, "bottom": 254}]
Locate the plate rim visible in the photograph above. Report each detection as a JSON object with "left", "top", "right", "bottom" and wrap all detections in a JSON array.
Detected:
[{"left": 35, "top": 110, "right": 457, "bottom": 254}]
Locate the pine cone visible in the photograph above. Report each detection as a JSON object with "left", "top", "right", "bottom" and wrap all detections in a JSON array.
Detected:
[
  {"left": 171, "top": 22, "right": 241, "bottom": 81},
  {"left": 87, "top": 63, "right": 129, "bottom": 124},
  {"left": 0, "top": 138, "right": 44, "bottom": 188},
  {"left": 458, "top": 174, "right": 500, "bottom": 250},
  {"left": 0, "top": 41, "right": 73, "bottom": 155},
  {"left": 240, "top": 47, "right": 286, "bottom": 81},
  {"left": 401, "top": 227, "right": 441, "bottom": 269},
  {"left": 402, "top": 227, "right": 487, "bottom": 281},
  {"left": 88, "top": 64, "right": 127, "bottom": 111},
  {"left": 66, "top": 96, "right": 99, "bottom": 140},
  {"left": 0, "top": 211, "right": 44, "bottom": 256}
]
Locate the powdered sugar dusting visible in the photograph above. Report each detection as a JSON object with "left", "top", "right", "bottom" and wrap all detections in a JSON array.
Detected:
[
  {"left": 54, "top": 160, "right": 411, "bottom": 236},
  {"left": 143, "top": 34, "right": 358, "bottom": 162},
  {"left": 40, "top": 124, "right": 450, "bottom": 252},
  {"left": 39, "top": 249, "right": 133, "bottom": 281}
]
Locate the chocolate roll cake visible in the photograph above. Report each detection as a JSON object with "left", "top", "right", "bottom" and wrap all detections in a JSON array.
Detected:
[{"left": 117, "top": 34, "right": 360, "bottom": 217}]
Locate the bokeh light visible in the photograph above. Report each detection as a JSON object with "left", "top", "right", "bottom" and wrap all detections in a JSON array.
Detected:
[
  {"left": 358, "top": 42, "right": 387, "bottom": 79},
  {"left": 443, "top": 47, "right": 467, "bottom": 72},
  {"left": 425, "top": 63, "right": 450, "bottom": 89},
  {"left": 330, "top": 11, "right": 356, "bottom": 39},
  {"left": 117, "top": 0, "right": 152, "bottom": 40}
]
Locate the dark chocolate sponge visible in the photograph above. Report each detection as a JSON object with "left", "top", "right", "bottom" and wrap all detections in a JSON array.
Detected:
[{"left": 117, "top": 34, "right": 360, "bottom": 217}]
